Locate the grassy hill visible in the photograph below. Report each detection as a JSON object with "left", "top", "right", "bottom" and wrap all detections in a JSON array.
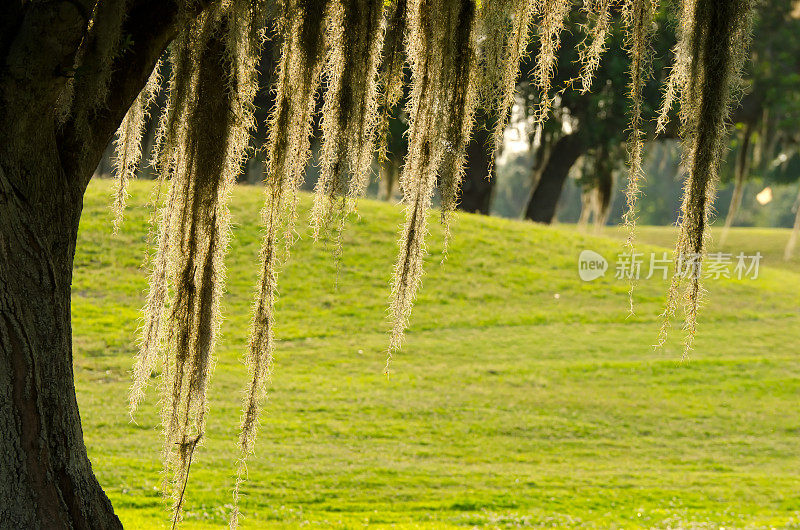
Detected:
[{"left": 75, "top": 179, "right": 800, "bottom": 528}]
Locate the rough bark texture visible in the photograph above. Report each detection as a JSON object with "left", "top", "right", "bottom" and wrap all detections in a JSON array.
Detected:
[
  {"left": 0, "top": 0, "right": 198, "bottom": 526},
  {"left": 0, "top": 156, "right": 121, "bottom": 529},
  {"left": 524, "top": 133, "right": 584, "bottom": 224}
]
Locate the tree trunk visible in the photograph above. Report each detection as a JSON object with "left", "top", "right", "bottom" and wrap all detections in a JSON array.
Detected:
[
  {"left": 0, "top": 0, "right": 192, "bottom": 525},
  {"left": 0, "top": 157, "right": 121, "bottom": 528},
  {"left": 381, "top": 156, "right": 400, "bottom": 201},
  {"left": 595, "top": 188, "right": 613, "bottom": 232},
  {"left": 524, "top": 133, "right": 584, "bottom": 224},
  {"left": 459, "top": 123, "right": 496, "bottom": 214},
  {"left": 594, "top": 148, "right": 614, "bottom": 232},
  {"left": 785, "top": 185, "right": 800, "bottom": 261},
  {"left": 576, "top": 149, "right": 613, "bottom": 232},
  {"left": 720, "top": 123, "right": 752, "bottom": 245},
  {"left": 577, "top": 190, "right": 593, "bottom": 229}
]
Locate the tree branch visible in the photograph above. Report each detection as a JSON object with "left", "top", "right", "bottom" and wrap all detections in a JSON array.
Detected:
[{"left": 59, "top": 0, "right": 219, "bottom": 186}]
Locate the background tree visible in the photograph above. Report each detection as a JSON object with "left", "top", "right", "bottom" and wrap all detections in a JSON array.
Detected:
[
  {"left": 520, "top": 1, "right": 674, "bottom": 224},
  {"left": 718, "top": 0, "right": 800, "bottom": 244}
]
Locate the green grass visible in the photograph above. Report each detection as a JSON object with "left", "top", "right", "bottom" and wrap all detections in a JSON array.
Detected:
[
  {"left": 596, "top": 224, "right": 800, "bottom": 274},
  {"left": 75, "top": 179, "right": 800, "bottom": 528}
]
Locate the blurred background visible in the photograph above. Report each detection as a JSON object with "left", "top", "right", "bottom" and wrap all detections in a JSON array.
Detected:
[{"left": 94, "top": 0, "right": 800, "bottom": 232}]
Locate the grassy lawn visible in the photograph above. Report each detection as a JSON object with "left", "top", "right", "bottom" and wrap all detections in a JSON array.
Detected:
[
  {"left": 75, "top": 179, "right": 800, "bottom": 528},
  {"left": 596, "top": 224, "right": 800, "bottom": 274}
]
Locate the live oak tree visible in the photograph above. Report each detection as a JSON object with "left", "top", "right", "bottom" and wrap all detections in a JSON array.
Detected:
[
  {"left": 0, "top": 0, "right": 754, "bottom": 528},
  {"left": 717, "top": 0, "right": 800, "bottom": 246},
  {"left": 514, "top": 0, "right": 788, "bottom": 232},
  {"left": 521, "top": 1, "right": 675, "bottom": 226}
]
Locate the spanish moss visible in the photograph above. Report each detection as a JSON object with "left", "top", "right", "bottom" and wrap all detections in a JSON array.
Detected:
[
  {"left": 438, "top": 4, "right": 483, "bottom": 236},
  {"left": 132, "top": 23, "right": 200, "bottom": 421},
  {"left": 104, "top": 2, "right": 762, "bottom": 526},
  {"left": 655, "top": 0, "right": 695, "bottom": 134},
  {"left": 577, "top": 0, "right": 614, "bottom": 93},
  {"left": 622, "top": 0, "right": 657, "bottom": 314},
  {"left": 377, "top": 0, "right": 408, "bottom": 162},
  {"left": 476, "top": 0, "right": 538, "bottom": 164},
  {"left": 531, "top": 0, "right": 571, "bottom": 125},
  {"left": 311, "top": 0, "right": 385, "bottom": 239},
  {"left": 128, "top": 3, "right": 263, "bottom": 526},
  {"left": 161, "top": 16, "right": 232, "bottom": 527},
  {"left": 658, "top": 0, "right": 753, "bottom": 355},
  {"left": 112, "top": 61, "right": 162, "bottom": 233},
  {"left": 387, "top": 0, "right": 480, "bottom": 366},
  {"left": 233, "top": 2, "right": 327, "bottom": 526}
]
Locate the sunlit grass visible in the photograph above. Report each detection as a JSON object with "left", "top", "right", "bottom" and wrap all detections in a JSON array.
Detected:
[{"left": 76, "top": 179, "right": 800, "bottom": 528}]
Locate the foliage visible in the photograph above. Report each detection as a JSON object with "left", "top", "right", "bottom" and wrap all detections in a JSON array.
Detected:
[{"left": 112, "top": 62, "right": 162, "bottom": 233}]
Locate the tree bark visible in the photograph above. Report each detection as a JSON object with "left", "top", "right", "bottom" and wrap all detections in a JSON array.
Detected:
[
  {"left": 380, "top": 156, "right": 400, "bottom": 201},
  {"left": 577, "top": 146, "right": 615, "bottom": 231},
  {"left": 0, "top": 0, "right": 203, "bottom": 525},
  {"left": 785, "top": 184, "right": 800, "bottom": 261},
  {"left": 577, "top": 190, "right": 593, "bottom": 228},
  {"left": 0, "top": 159, "right": 121, "bottom": 528},
  {"left": 524, "top": 133, "right": 584, "bottom": 224},
  {"left": 594, "top": 148, "right": 614, "bottom": 232}
]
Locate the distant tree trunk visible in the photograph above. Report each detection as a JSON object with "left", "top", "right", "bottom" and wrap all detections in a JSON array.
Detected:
[
  {"left": 459, "top": 122, "right": 496, "bottom": 214},
  {"left": 576, "top": 147, "right": 614, "bottom": 231},
  {"left": 752, "top": 107, "right": 770, "bottom": 168},
  {"left": 595, "top": 188, "right": 613, "bottom": 230},
  {"left": 785, "top": 185, "right": 800, "bottom": 260},
  {"left": 381, "top": 156, "right": 400, "bottom": 200},
  {"left": 524, "top": 133, "right": 584, "bottom": 224},
  {"left": 721, "top": 123, "right": 752, "bottom": 245},
  {"left": 594, "top": 147, "right": 614, "bottom": 232},
  {"left": 577, "top": 190, "right": 593, "bottom": 228},
  {"left": 527, "top": 128, "right": 553, "bottom": 192}
]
